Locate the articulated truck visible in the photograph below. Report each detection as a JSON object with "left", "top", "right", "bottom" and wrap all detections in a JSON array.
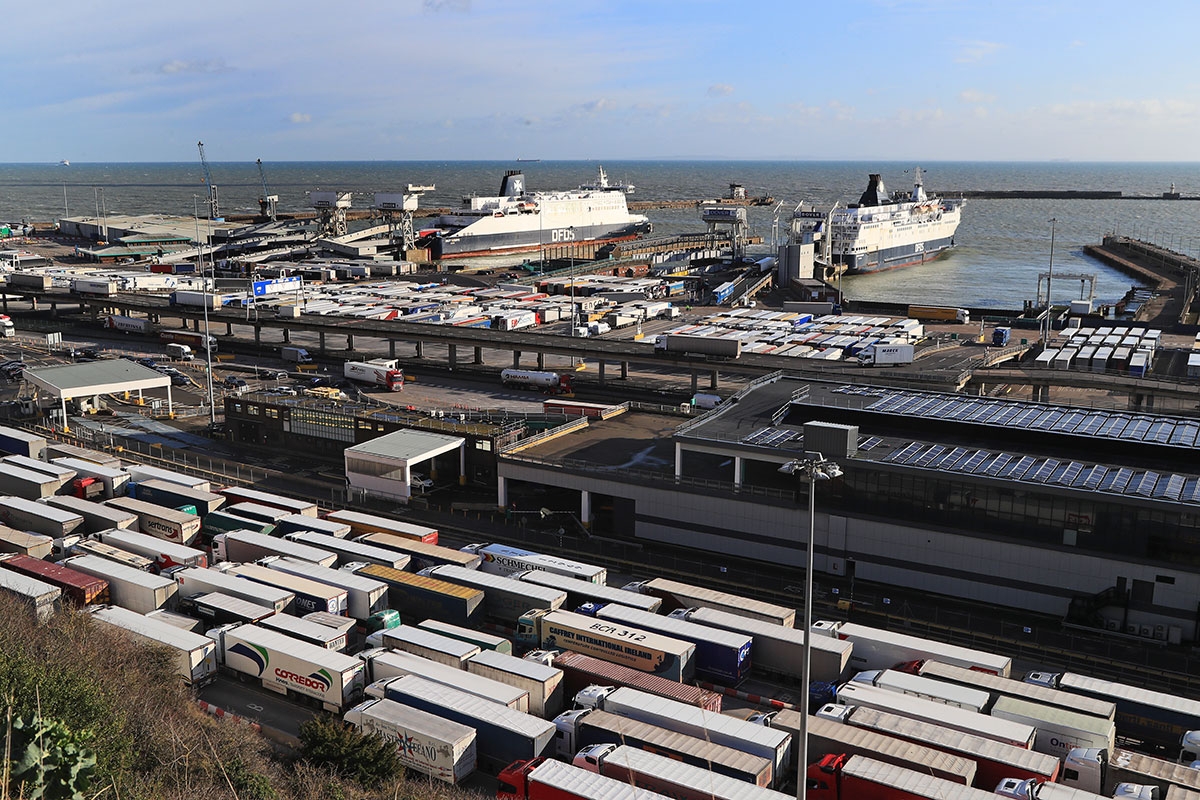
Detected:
[
  {"left": 344, "top": 698, "right": 476, "bottom": 784},
  {"left": 573, "top": 744, "right": 791, "bottom": 800},
  {"left": 500, "top": 369, "right": 574, "bottom": 395},
  {"left": 344, "top": 361, "right": 404, "bottom": 391},
  {"left": 497, "top": 758, "right": 673, "bottom": 800}
]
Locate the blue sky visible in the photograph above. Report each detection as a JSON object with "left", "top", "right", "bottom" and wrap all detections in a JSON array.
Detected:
[{"left": 7, "top": 0, "right": 1198, "bottom": 162}]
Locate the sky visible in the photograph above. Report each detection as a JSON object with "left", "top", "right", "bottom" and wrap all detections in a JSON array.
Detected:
[{"left": 6, "top": 0, "right": 1199, "bottom": 162}]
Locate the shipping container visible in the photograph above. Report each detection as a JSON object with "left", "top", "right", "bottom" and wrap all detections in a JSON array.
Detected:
[
  {"left": 89, "top": 605, "right": 217, "bottom": 685},
  {"left": 592, "top": 603, "right": 752, "bottom": 685},
  {"left": 468, "top": 649, "right": 563, "bottom": 718},
  {"left": 344, "top": 698, "right": 476, "bottom": 784},
  {"left": 416, "top": 619, "right": 512, "bottom": 655},
  {"left": 326, "top": 509, "right": 438, "bottom": 544},
  {"left": 351, "top": 563, "right": 483, "bottom": 626},
  {"left": 130, "top": 479, "right": 226, "bottom": 518},
  {"left": 189, "top": 592, "right": 274, "bottom": 626},
  {"left": 42, "top": 496, "right": 138, "bottom": 534},
  {"left": 258, "top": 612, "right": 349, "bottom": 651},
  {"left": 546, "top": 650, "right": 721, "bottom": 712},
  {"left": 212, "top": 530, "right": 337, "bottom": 567},
  {"left": 512, "top": 569, "right": 660, "bottom": 613},
  {"left": 105, "top": 496, "right": 202, "bottom": 545},
  {"left": 360, "top": 649, "right": 529, "bottom": 711},
  {"left": 463, "top": 543, "right": 606, "bottom": 584},
  {"left": 283, "top": 531, "right": 409, "bottom": 570},
  {"left": 0, "top": 496, "right": 84, "bottom": 537},
  {"left": 0, "top": 552, "right": 109, "bottom": 605},
  {"left": 355, "top": 532, "right": 480, "bottom": 571},
  {"left": 223, "top": 562, "right": 348, "bottom": 615},
  {"left": 171, "top": 566, "right": 293, "bottom": 614},
  {"left": 671, "top": 605, "right": 851, "bottom": 684},
  {"left": 51, "top": 458, "right": 129, "bottom": 499},
  {"left": 624, "top": 577, "right": 795, "bottom": 627},
  {"left": 62, "top": 554, "right": 176, "bottom": 614},
  {"left": 0, "top": 566, "right": 60, "bottom": 622},
  {"left": 259, "top": 555, "right": 387, "bottom": 620},
  {"left": 420, "top": 564, "right": 565, "bottom": 624},
  {"left": 366, "top": 674, "right": 554, "bottom": 774},
  {"left": 517, "top": 609, "right": 696, "bottom": 683},
  {"left": 380, "top": 625, "right": 481, "bottom": 669}
]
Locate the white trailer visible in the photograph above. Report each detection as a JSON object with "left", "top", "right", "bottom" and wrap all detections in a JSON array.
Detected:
[
  {"left": 0, "top": 567, "right": 60, "bottom": 622},
  {"left": 0, "top": 527, "right": 55, "bottom": 559},
  {"left": 909, "top": 660, "right": 1115, "bottom": 721},
  {"left": 420, "top": 564, "right": 566, "bottom": 624},
  {"left": 359, "top": 649, "right": 529, "bottom": 711},
  {"left": 171, "top": 566, "right": 293, "bottom": 614},
  {"left": 96, "top": 529, "right": 208, "bottom": 570},
  {"left": 833, "top": 682, "right": 1035, "bottom": 749},
  {"left": 462, "top": 543, "right": 607, "bottom": 584},
  {"left": 51, "top": 457, "right": 130, "bottom": 499},
  {"left": 671, "top": 605, "right": 851, "bottom": 684},
  {"left": 258, "top": 555, "right": 387, "bottom": 620},
  {"left": 3, "top": 457, "right": 73, "bottom": 493},
  {"left": 222, "top": 563, "right": 348, "bottom": 616},
  {"left": 812, "top": 619, "right": 1012, "bottom": 676},
  {"left": 624, "top": 577, "right": 795, "bottom": 627},
  {"left": 124, "top": 464, "right": 211, "bottom": 493},
  {"left": 851, "top": 668, "right": 990, "bottom": 712},
  {"left": 344, "top": 361, "right": 404, "bottom": 391},
  {"left": 89, "top": 605, "right": 217, "bottom": 685},
  {"left": 258, "top": 613, "right": 349, "bottom": 652},
  {"left": 282, "top": 531, "right": 409, "bottom": 570},
  {"left": 104, "top": 496, "right": 201, "bottom": 545},
  {"left": 62, "top": 554, "right": 177, "bottom": 614},
  {"left": 42, "top": 496, "right": 138, "bottom": 534},
  {"left": 468, "top": 648, "right": 565, "bottom": 719},
  {"left": 212, "top": 530, "right": 337, "bottom": 567},
  {"left": 990, "top": 695, "right": 1116, "bottom": 759},
  {"left": 512, "top": 569, "right": 660, "bottom": 613},
  {"left": 380, "top": 625, "right": 481, "bottom": 669},
  {"left": 208, "top": 623, "right": 365, "bottom": 712},
  {"left": 0, "top": 496, "right": 84, "bottom": 537},
  {"left": 218, "top": 486, "right": 319, "bottom": 518},
  {"left": 344, "top": 698, "right": 476, "bottom": 784}
]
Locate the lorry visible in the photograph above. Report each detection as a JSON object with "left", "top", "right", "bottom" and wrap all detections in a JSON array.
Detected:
[
  {"left": 419, "top": 564, "right": 566, "bottom": 624},
  {"left": 807, "top": 754, "right": 997, "bottom": 800},
  {"left": 755, "top": 708, "right": 976, "bottom": 783},
  {"left": 896, "top": 660, "right": 1116, "bottom": 722},
  {"left": 89, "top": 605, "right": 217, "bottom": 685},
  {"left": 367, "top": 674, "right": 555, "bottom": 774},
  {"left": 129, "top": 479, "right": 226, "bottom": 519},
  {"left": 513, "top": 570, "right": 659, "bottom": 614},
  {"left": 223, "top": 562, "right": 348, "bottom": 615},
  {"left": 1059, "top": 747, "right": 1200, "bottom": 796},
  {"left": 515, "top": 609, "right": 696, "bottom": 683},
  {"left": 344, "top": 361, "right": 404, "bottom": 391},
  {"left": 670, "top": 605, "right": 851, "bottom": 684},
  {"left": 361, "top": 650, "right": 529, "bottom": 711},
  {"left": 624, "top": 577, "right": 795, "bottom": 627},
  {"left": 327, "top": 509, "right": 438, "bottom": 544},
  {"left": 222, "top": 501, "right": 291, "bottom": 527},
  {"left": 0, "top": 314, "right": 11, "bottom": 337},
  {"left": 653, "top": 334, "right": 742, "bottom": 358},
  {"left": 811, "top": 619, "right": 1012, "bottom": 676},
  {"left": 189, "top": 592, "right": 274, "bottom": 627},
  {"left": 275, "top": 514, "right": 350, "bottom": 538},
  {"left": 61, "top": 554, "right": 177, "bottom": 614},
  {"left": 42, "top": 496, "right": 138, "bottom": 534},
  {"left": 158, "top": 329, "right": 216, "bottom": 353},
  {"left": 258, "top": 612, "right": 349, "bottom": 651},
  {"left": 171, "top": 566, "right": 294, "bottom": 614},
  {"left": 0, "top": 425, "right": 46, "bottom": 459},
  {"left": 462, "top": 543, "right": 607, "bottom": 584},
  {"left": 1024, "top": 671, "right": 1200, "bottom": 753},
  {"left": 857, "top": 343, "right": 915, "bottom": 366},
  {"left": 0, "top": 567, "right": 60, "bottom": 622},
  {"left": 816, "top": 703, "right": 1060, "bottom": 789},
  {"left": 500, "top": 369, "right": 574, "bottom": 395},
  {"left": 989, "top": 695, "right": 1116, "bottom": 759},
  {"left": 105, "top": 496, "right": 201, "bottom": 545},
  {"left": 419, "top": 619, "right": 512, "bottom": 655},
  {"left": 208, "top": 623, "right": 365, "bottom": 713},
  {"left": 281, "top": 346, "right": 313, "bottom": 364},
  {"left": 164, "top": 343, "right": 193, "bottom": 361},
  {"left": 212, "top": 530, "right": 337, "bottom": 568},
  {"left": 832, "top": 682, "right": 1036, "bottom": 749},
  {"left": 4, "top": 454, "right": 75, "bottom": 490},
  {"left": 468, "top": 649, "right": 563, "bottom": 718},
  {"left": 378, "top": 624, "right": 482, "bottom": 669},
  {"left": 0, "top": 465, "right": 60, "bottom": 501},
  {"left": 349, "top": 563, "right": 484, "bottom": 626},
  {"left": 344, "top": 698, "right": 477, "bottom": 784},
  {"left": 0, "top": 496, "right": 84, "bottom": 537},
  {"left": 849, "top": 668, "right": 991, "bottom": 712},
  {"left": 125, "top": 465, "right": 211, "bottom": 493},
  {"left": 218, "top": 486, "right": 318, "bottom": 518},
  {"left": 550, "top": 709, "right": 771, "bottom": 786},
  {"left": 497, "top": 757, "right": 674, "bottom": 800},
  {"left": 533, "top": 649, "right": 721, "bottom": 712},
  {"left": 907, "top": 305, "right": 970, "bottom": 324},
  {"left": 993, "top": 327, "right": 1012, "bottom": 346},
  {"left": 283, "top": 531, "right": 409, "bottom": 570},
  {"left": 0, "top": 527, "right": 55, "bottom": 559},
  {"left": 587, "top": 601, "right": 752, "bottom": 685},
  {"left": 69, "top": 540, "right": 156, "bottom": 572},
  {"left": 96, "top": 529, "right": 208, "bottom": 570},
  {"left": 354, "top": 532, "right": 478, "bottom": 570},
  {"left": 0, "top": 553, "right": 110, "bottom": 606},
  {"left": 260, "top": 555, "right": 387, "bottom": 620},
  {"left": 574, "top": 744, "right": 790, "bottom": 800},
  {"left": 576, "top": 685, "right": 791, "bottom": 779}
]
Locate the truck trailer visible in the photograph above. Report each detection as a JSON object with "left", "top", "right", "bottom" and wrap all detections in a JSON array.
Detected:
[
  {"left": 123, "top": 465, "right": 211, "bottom": 493},
  {"left": 96, "top": 529, "right": 208, "bottom": 570},
  {"left": 573, "top": 744, "right": 790, "bottom": 800},
  {"left": 1059, "top": 747, "right": 1200, "bottom": 796},
  {"left": 907, "top": 305, "right": 970, "bottom": 323},
  {"left": 500, "top": 369, "right": 574, "bottom": 395},
  {"left": 354, "top": 532, "right": 477, "bottom": 570},
  {"left": 105, "top": 496, "right": 201, "bottom": 545},
  {"left": 849, "top": 668, "right": 991, "bottom": 712},
  {"left": 497, "top": 758, "right": 673, "bottom": 800},
  {"left": 516, "top": 609, "right": 696, "bottom": 683},
  {"left": 344, "top": 698, "right": 476, "bottom": 784},
  {"left": 52, "top": 458, "right": 129, "bottom": 499},
  {"left": 811, "top": 619, "right": 1012, "bottom": 676},
  {"left": 418, "top": 619, "right": 512, "bottom": 655},
  {"left": 89, "top": 604, "right": 217, "bottom": 685},
  {"left": 283, "top": 531, "right": 409, "bottom": 570},
  {"left": 536, "top": 649, "right": 721, "bottom": 712},
  {"left": 462, "top": 543, "right": 606, "bottom": 584},
  {"left": 212, "top": 530, "right": 337, "bottom": 567},
  {"left": 171, "top": 566, "right": 293, "bottom": 614},
  {"left": 807, "top": 754, "right": 997, "bottom": 800},
  {"left": 0, "top": 425, "right": 46, "bottom": 459},
  {"left": 258, "top": 612, "right": 349, "bottom": 651},
  {"left": 189, "top": 592, "right": 274, "bottom": 627},
  {"left": 222, "top": 562, "right": 348, "bottom": 615},
  {"left": 216, "top": 486, "right": 319, "bottom": 517},
  {"left": 350, "top": 563, "right": 484, "bottom": 626},
  {"left": 62, "top": 554, "right": 176, "bottom": 614},
  {"left": 858, "top": 343, "right": 916, "bottom": 366},
  {"left": 0, "top": 553, "right": 109, "bottom": 606},
  {"left": 513, "top": 570, "right": 659, "bottom": 613},
  {"left": 379, "top": 625, "right": 481, "bottom": 669},
  {"left": 130, "top": 479, "right": 226, "bottom": 519},
  {"left": 419, "top": 564, "right": 566, "bottom": 624},
  {"left": 624, "top": 577, "right": 795, "bottom": 627},
  {"left": 0, "top": 567, "right": 60, "bottom": 622},
  {"left": 653, "top": 334, "right": 742, "bottom": 358},
  {"left": 344, "top": 361, "right": 404, "bottom": 391},
  {"left": 0, "top": 496, "right": 84, "bottom": 538},
  {"left": 327, "top": 510, "right": 438, "bottom": 544},
  {"left": 361, "top": 650, "right": 529, "bottom": 711},
  {"left": 468, "top": 649, "right": 564, "bottom": 718},
  {"left": 0, "top": 527, "right": 54, "bottom": 559},
  {"left": 259, "top": 555, "right": 387, "bottom": 620},
  {"left": 42, "top": 496, "right": 138, "bottom": 534},
  {"left": 0, "top": 464, "right": 61, "bottom": 499},
  {"left": 208, "top": 623, "right": 365, "bottom": 713},
  {"left": 989, "top": 695, "right": 1116, "bottom": 759}
]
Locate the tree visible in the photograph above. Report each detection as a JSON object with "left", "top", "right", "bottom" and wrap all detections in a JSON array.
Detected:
[{"left": 297, "top": 715, "right": 402, "bottom": 789}]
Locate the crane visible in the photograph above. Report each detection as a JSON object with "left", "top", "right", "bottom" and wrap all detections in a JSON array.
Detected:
[
  {"left": 256, "top": 158, "right": 278, "bottom": 222},
  {"left": 197, "top": 141, "right": 219, "bottom": 219}
]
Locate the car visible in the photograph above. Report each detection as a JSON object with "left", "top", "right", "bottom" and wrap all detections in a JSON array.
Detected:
[
  {"left": 409, "top": 472, "right": 434, "bottom": 490},
  {"left": 137, "top": 358, "right": 158, "bottom": 368},
  {"left": 224, "top": 376, "right": 248, "bottom": 388}
]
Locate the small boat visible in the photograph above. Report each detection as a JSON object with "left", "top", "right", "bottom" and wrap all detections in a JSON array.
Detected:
[{"left": 59, "top": 159, "right": 70, "bottom": 166}]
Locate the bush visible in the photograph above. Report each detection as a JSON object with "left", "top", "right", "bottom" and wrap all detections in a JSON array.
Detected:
[{"left": 297, "top": 714, "right": 404, "bottom": 789}]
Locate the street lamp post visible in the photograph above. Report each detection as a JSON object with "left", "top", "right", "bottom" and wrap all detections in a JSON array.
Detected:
[
  {"left": 194, "top": 195, "right": 216, "bottom": 428},
  {"left": 1043, "top": 218, "right": 1057, "bottom": 345},
  {"left": 778, "top": 454, "right": 843, "bottom": 800}
]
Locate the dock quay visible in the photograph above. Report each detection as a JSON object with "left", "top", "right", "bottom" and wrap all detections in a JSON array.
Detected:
[
  {"left": 1085, "top": 235, "right": 1199, "bottom": 326},
  {"left": 945, "top": 189, "right": 1198, "bottom": 200}
]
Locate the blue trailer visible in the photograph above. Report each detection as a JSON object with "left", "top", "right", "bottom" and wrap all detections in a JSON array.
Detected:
[
  {"left": 992, "top": 327, "right": 1012, "bottom": 346},
  {"left": 367, "top": 674, "right": 554, "bottom": 774},
  {"left": 588, "top": 602, "right": 752, "bottom": 685}
]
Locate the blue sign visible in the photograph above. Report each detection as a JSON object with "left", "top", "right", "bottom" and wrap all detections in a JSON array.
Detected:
[{"left": 252, "top": 276, "right": 302, "bottom": 296}]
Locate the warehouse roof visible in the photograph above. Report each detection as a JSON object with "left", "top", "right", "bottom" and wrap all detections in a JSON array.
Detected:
[{"left": 344, "top": 428, "right": 464, "bottom": 463}]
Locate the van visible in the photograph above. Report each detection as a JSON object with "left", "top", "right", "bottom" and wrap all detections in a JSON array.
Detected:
[
  {"left": 692, "top": 393, "right": 723, "bottom": 410},
  {"left": 165, "top": 343, "right": 193, "bottom": 361}
]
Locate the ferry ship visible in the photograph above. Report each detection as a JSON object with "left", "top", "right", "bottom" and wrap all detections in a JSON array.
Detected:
[
  {"left": 425, "top": 170, "right": 651, "bottom": 260},
  {"left": 578, "top": 165, "right": 635, "bottom": 194},
  {"left": 800, "top": 169, "right": 964, "bottom": 274}
]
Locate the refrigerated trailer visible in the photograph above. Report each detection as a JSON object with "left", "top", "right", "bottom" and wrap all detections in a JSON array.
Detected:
[
  {"left": 222, "top": 562, "right": 348, "bottom": 615},
  {"left": 258, "top": 613, "right": 349, "bottom": 651},
  {"left": 171, "top": 566, "right": 293, "bottom": 614},
  {"left": 379, "top": 625, "right": 481, "bottom": 669},
  {"left": 417, "top": 619, "right": 512, "bottom": 655},
  {"left": 850, "top": 668, "right": 990, "bottom": 712},
  {"left": 0, "top": 496, "right": 84, "bottom": 538},
  {"left": 344, "top": 698, "right": 476, "bottom": 784},
  {"left": 89, "top": 605, "right": 216, "bottom": 685},
  {"left": 461, "top": 543, "right": 606, "bottom": 584},
  {"left": 468, "top": 649, "right": 563, "bottom": 719},
  {"left": 42, "top": 496, "right": 138, "bottom": 534},
  {"left": 989, "top": 695, "right": 1116, "bottom": 759},
  {"left": 0, "top": 567, "right": 60, "bottom": 622},
  {"left": 574, "top": 744, "right": 792, "bottom": 800}
]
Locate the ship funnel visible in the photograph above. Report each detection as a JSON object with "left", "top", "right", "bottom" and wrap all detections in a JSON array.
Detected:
[
  {"left": 499, "top": 170, "right": 527, "bottom": 197},
  {"left": 857, "top": 174, "right": 890, "bottom": 207}
]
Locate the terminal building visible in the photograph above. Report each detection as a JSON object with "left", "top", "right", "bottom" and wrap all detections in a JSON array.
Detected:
[{"left": 496, "top": 374, "right": 1200, "bottom": 644}]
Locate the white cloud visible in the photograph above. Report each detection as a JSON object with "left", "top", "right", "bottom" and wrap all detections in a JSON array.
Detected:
[
  {"left": 955, "top": 40, "right": 1003, "bottom": 63},
  {"left": 424, "top": 0, "right": 471, "bottom": 11},
  {"left": 707, "top": 84, "right": 734, "bottom": 97},
  {"left": 155, "top": 59, "right": 231, "bottom": 75},
  {"left": 959, "top": 89, "right": 996, "bottom": 104},
  {"left": 289, "top": 112, "right": 312, "bottom": 124}
]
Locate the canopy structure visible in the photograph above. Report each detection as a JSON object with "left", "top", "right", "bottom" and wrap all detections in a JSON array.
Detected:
[
  {"left": 22, "top": 361, "right": 172, "bottom": 432},
  {"left": 344, "top": 428, "right": 465, "bottom": 502}
]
